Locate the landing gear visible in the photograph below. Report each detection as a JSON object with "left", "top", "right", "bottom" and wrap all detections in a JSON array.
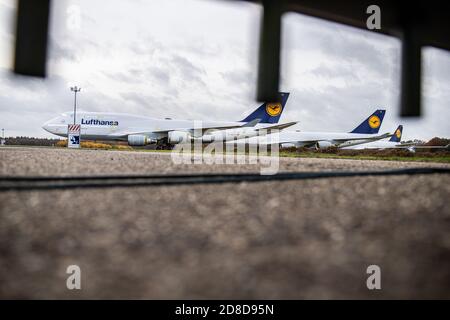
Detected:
[
  {"left": 155, "top": 138, "right": 174, "bottom": 150},
  {"left": 314, "top": 142, "right": 320, "bottom": 151}
]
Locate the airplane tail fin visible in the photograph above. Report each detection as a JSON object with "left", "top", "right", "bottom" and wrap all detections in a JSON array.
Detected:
[
  {"left": 240, "top": 92, "right": 289, "bottom": 124},
  {"left": 389, "top": 125, "right": 403, "bottom": 142},
  {"left": 350, "top": 109, "right": 386, "bottom": 134}
]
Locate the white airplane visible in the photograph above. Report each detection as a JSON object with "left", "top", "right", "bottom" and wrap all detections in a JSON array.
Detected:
[
  {"left": 341, "top": 125, "right": 404, "bottom": 149},
  {"left": 342, "top": 125, "right": 450, "bottom": 152},
  {"left": 43, "top": 93, "right": 296, "bottom": 148},
  {"left": 229, "top": 110, "right": 392, "bottom": 149}
]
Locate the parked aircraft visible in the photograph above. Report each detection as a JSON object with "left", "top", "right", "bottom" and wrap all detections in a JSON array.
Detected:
[
  {"left": 342, "top": 125, "right": 450, "bottom": 152},
  {"left": 43, "top": 93, "right": 296, "bottom": 148},
  {"left": 341, "top": 125, "right": 403, "bottom": 149},
  {"left": 230, "top": 109, "right": 391, "bottom": 149}
]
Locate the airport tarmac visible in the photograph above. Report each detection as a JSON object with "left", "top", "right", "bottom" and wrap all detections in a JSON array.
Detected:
[{"left": 0, "top": 146, "right": 449, "bottom": 298}]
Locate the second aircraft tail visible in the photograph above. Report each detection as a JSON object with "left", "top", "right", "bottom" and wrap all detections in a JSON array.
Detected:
[
  {"left": 389, "top": 125, "right": 403, "bottom": 142},
  {"left": 240, "top": 92, "right": 289, "bottom": 124},
  {"left": 350, "top": 109, "right": 386, "bottom": 134}
]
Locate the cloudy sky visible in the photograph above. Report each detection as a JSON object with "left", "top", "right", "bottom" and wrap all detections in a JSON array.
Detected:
[{"left": 0, "top": 0, "right": 449, "bottom": 141}]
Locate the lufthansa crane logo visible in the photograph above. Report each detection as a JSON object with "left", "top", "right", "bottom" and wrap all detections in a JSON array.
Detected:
[
  {"left": 368, "top": 115, "right": 381, "bottom": 129},
  {"left": 395, "top": 129, "right": 401, "bottom": 138},
  {"left": 266, "top": 103, "right": 282, "bottom": 116}
]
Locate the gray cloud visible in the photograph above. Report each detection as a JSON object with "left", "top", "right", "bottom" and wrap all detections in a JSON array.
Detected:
[
  {"left": 149, "top": 66, "right": 170, "bottom": 85},
  {"left": 170, "top": 54, "right": 206, "bottom": 87},
  {"left": 220, "top": 69, "right": 253, "bottom": 88}
]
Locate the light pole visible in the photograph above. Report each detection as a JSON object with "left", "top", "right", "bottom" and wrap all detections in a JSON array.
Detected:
[{"left": 70, "top": 86, "right": 81, "bottom": 125}]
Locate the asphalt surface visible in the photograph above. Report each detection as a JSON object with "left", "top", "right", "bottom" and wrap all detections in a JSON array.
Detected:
[{"left": 1, "top": 146, "right": 449, "bottom": 299}]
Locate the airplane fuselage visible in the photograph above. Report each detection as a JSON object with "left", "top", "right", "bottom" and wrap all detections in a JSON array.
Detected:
[
  {"left": 43, "top": 111, "right": 273, "bottom": 142},
  {"left": 341, "top": 140, "right": 399, "bottom": 149},
  {"left": 230, "top": 130, "right": 387, "bottom": 148}
]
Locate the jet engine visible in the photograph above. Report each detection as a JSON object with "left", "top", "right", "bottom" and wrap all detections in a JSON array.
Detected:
[
  {"left": 128, "top": 134, "right": 149, "bottom": 146},
  {"left": 168, "top": 131, "right": 191, "bottom": 144}
]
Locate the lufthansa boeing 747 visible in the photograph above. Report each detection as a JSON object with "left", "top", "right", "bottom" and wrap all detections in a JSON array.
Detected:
[{"left": 43, "top": 93, "right": 296, "bottom": 148}]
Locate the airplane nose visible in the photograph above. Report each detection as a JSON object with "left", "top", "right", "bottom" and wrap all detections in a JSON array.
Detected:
[
  {"left": 42, "top": 122, "right": 51, "bottom": 133},
  {"left": 42, "top": 119, "right": 58, "bottom": 134}
]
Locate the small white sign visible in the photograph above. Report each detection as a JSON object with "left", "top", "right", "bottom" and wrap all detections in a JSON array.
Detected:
[{"left": 67, "top": 124, "right": 81, "bottom": 148}]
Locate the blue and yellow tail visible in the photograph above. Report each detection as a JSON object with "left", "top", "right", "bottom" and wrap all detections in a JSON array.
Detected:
[
  {"left": 389, "top": 125, "right": 403, "bottom": 142},
  {"left": 240, "top": 92, "right": 289, "bottom": 124},
  {"left": 350, "top": 109, "right": 386, "bottom": 134}
]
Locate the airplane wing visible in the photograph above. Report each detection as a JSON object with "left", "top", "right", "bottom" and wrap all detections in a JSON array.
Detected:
[
  {"left": 241, "top": 118, "right": 261, "bottom": 127},
  {"left": 114, "top": 118, "right": 297, "bottom": 139},
  {"left": 396, "top": 143, "right": 450, "bottom": 150},
  {"left": 255, "top": 121, "right": 298, "bottom": 132},
  {"left": 332, "top": 132, "right": 392, "bottom": 142},
  {"left": 113, "top": 119, "right": 267, "bottom": 139},
  {"left": 394, "top": 142, "right": 415, "bottom": 147},
  {"left": 273, "top": 132, "right": 392, "bottom": 146}
]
